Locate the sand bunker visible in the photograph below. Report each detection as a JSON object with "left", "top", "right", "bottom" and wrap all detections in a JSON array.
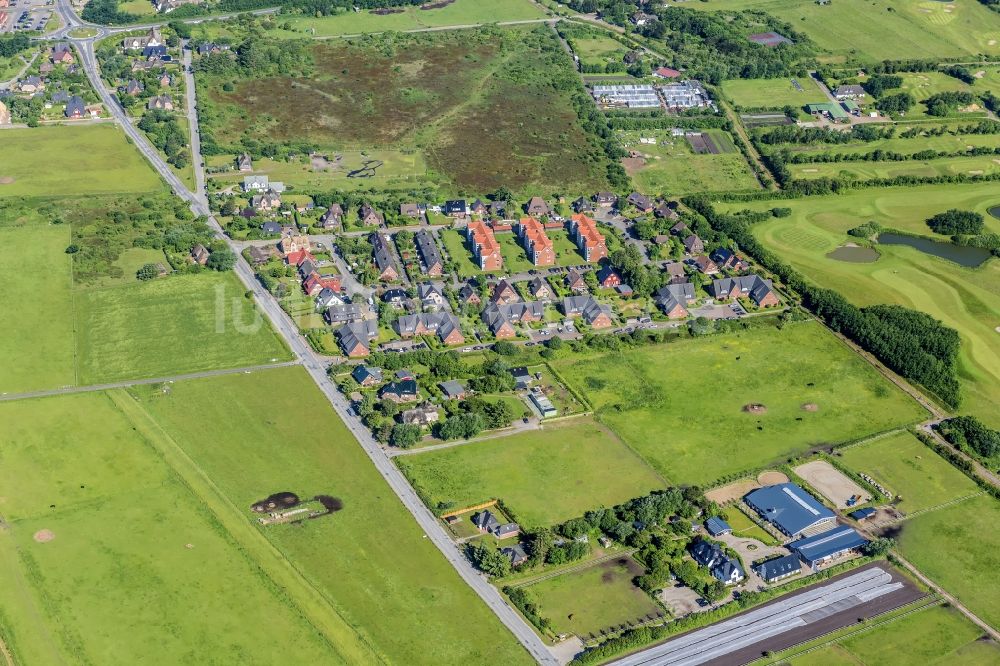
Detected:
[
  {"left": 33, "top": 529, "right": 55, "bottom": 543},
  {"left": 0, "top": 176, "right": 15, "bottom": 185},
  {"left": 743, "top": 403, "right": 768, "bottom": 414},
  {"left": 802, "top": 403, "right": 819, "bottom": 412}
]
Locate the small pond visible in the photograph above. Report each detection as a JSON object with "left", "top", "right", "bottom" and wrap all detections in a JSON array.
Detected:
[
  {"left": 877, "top": 233, "right": 991, "bottom": 268},
  {"left": 826, "top": 244, "right": 880, "bottom": 263},
  {"left": 988, "top": 205, "right": 1000, "bottom": 220}
]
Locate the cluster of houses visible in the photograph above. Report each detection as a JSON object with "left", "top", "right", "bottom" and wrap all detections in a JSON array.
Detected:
[
  {"left": 115, "top": 29, "right": 178, "bottom": 112},
  {"left": 8, "top": 43, "right": 96, "bottom": 119}
]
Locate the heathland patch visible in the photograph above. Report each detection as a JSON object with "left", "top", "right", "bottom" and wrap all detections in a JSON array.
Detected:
[
  {"left": 133, "top": 367, "right": 532, "bottom": 665},
  {"left": 397, "top": 416, "right": 666, "bottom": 527},
  {"left": 551, "top": 321, "right": 926, "bottom": 485}
]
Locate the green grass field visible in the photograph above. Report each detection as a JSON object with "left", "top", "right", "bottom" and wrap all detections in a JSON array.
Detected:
[
  {"left": 721, "top": 77, "right": 824, "bottom": 110},
  {"left": 619, "top": 129, "right": 759, "bottom": 195},
  {"left": 0, "top": 392, "right": 342, "bottom": 665},
  {"left": 727, "top": 184, "right": 1000, "bottom": 427},
  {"left": 0, "top": 226, "right": 77, "bottom": 393},
  {"left": 525, "top": 556, "right": 661, "bottom": 637},
  {"left": 440, "top": 228, "right": 488, "bottom": 277},
  {"left": 898, "top": 494, "right": 1000, "bottom": 631},
  {"left": 570, "top": 34, "right": 628, "bottom": 68},
  {"left": 0, "top": 126, "right": 163, "bottom": 198},
  {"left": 779, "top": 130, "right": 1000, "bottom": 158},
  {"left": 780, "top": 603, "right": 999, "bottom": 665},
  {"left": 132, "top": 367, "right": 532, "bottom": 665},
  {"left": 262, "top": 0, "right": 547, "bottom": 38},
  {"left": 551, "top": 321, "right": 927, "bottom": 485},
  {"left": 789, "top": 155, "right": 1000, "bottom": 181},
  {"left": 685, "top": 0, "right": 1000, "bottom": 61},
  {"left": 721, "top": 506, "right": 780, "bottom": 545},
  {"left": 397, "top": 417, "right": 666, "bottom": 527},
  {"left": 838, "top": 431, "right": 980, "bottom": 514},
  {"left": 74, "top": 273, "right": 290, "bottom": 384}
]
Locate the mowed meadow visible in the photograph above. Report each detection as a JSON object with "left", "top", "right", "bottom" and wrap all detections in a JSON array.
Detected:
[
  {"left": 725, "top": 183, "right": 1000, "bottom": 427},
  {"left": 551, "top": 321, "right": 926, "bottom": 485},
  {"left": 199, "top": 26, "right": 614, "bottom": 194}
]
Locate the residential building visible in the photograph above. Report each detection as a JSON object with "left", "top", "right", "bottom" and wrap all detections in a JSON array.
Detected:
[
  {"left": 711, "top": 274, "right": 779, "bottom": 307},
  {"left": 693, "top": 255, "right": 719, "bottom": 275},
  {"left": 501, "top": 544, "right": 529, "bottom": 567},
  {"left": 251, "top": 191, "right": 281, "bottom": 212},
  {"left": 146, "top": 95, "right": 173, "bottom": 111},
  {"left": 754, "top": 554, "right": 801, "bottom": 583},
  {"left": 279, "top": 232, "right": 310, "bottom": 256},
  {"left": 561, "top": 295, "right": 613, "bottom": 329},
  {"left": 315, "top": 288, "right": 342, "bottom": 309},
  {"left": 490, "top": 279, "right": 520, "bottom": 305},
  {"left": 417, "top": 282, "right": 445, "bottom": 310},
  {"left": 359, "top": 203, "right": 384, "bottom": 226},
  {"left": 52, "top": 43, "right": 74, "bottom": 64},
  {"left": 833, "top": 84, "right": 865, "bottom": 100},
  {"left": 572, "top": 196, "right": 594, "bottom": 213},
  {"left": 121, "top": 28, "right": 161, "bottom": 51},
  {"left": 597, "top": 266, "right": 621, "bottom": 289},
  {"left": 705, "top": 517, "right": 732, "bottom": 537},
  {"left": 324, "top": 302, "right": 364, "bottom": 324},
  {"left": 470, "top": 199, "right": 487, "bottom": 216},
  {"left": 379, "top": 379, "right": 419, "bottom": 404},
  {"left": 444, "top": 199, "right": 468, "bottom": 216},
  {"left": 336, "top": 320, "right": 378, "bottom": 358},
  {"left": 458, "top": 282, "right": 482, "bottom": 306},
  {"left": 525, "top": 196, "right": 550, "bottom": 217},
  {"left": 568, "top": 213, "right": 607, "bottom": 262},
  {"left": 711, "top": 248, "right": 749, "bottom": 272},
  {"left": 246, "top": 245, "right": 277, "bottom": 265},
  {"left": 788, "top": 526, "right": 868, "bottom": 568},
  {"left": 302, "top": 273, "right": 341, "bottom": 296},
  {"left": 396, "top": 312, "right": 464, "bottom": 345},
  {"left": 237, "top": 153, "right": 253, "bottom": 172},
  {"left": 400, "top": 202, "right": 422, "bottom": 219},
  {"left": 683, "top": 234, "right": 704, "bottom": 255},
  {"left": 319, "top": 203, "right": 344, "bottom": 229},
  {"left": 594, "top": 191, "right": 618, "bottom": 206},
  {"left": 351, "top": 365, "right": 383, "bottom": 387},
  {"left": 401, "top": 403, "right": 439, "bottom": 427},
  {"left": 689, "top": 540, "right": 745, "bottom": 585},
  {"left": 654, "top": 282, "right": 695, "bottom": 319},
  {"left": 565, "top": 269, "right": 588, "bottom": 293},
  {"left": 64, "top": 96, "right": 86, "bottom": 119},
  {"left": 744, "top": 483, "right": 837, "bottom": 538},
  {"left": 627, "top": 192, "right": 654, "bottom": 213},
  {"left": 653, "top": 201, "right": 679, "bottom": 220},
  {"left": 439, "top": 380, "right": 467, "bottom": 400},
  {"left": 528, "top": 276, "right": 553, "bottom": 300},
  {"left": 465, "top": 221, "right": 503, "bottom": 271},
  {"left": 529, "top": 389, "right": 557, "bottom": 418},
  {"left": 516, "top": 217, "right": 555, "bottom": 266},
  {"left": 664, "top": 262, "right": 687, "bottom": 285},
  {"left": 125, "top": 78, "right": 144, "bottom": 96},
  {"left": 415, "top": 229, "right": 443, "bottom": 276},
  {"left": 371, "top": 233, "right": 399, "bottom": 282},
  {"left": 190, "top": 243, "right": 209, "bottom": 265}
]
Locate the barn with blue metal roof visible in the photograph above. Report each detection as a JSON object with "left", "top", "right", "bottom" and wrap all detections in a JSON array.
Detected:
[
  {"left": 705, "top": 516, "right": 732, "bottom": 537},
  {"left": 788, "top": 525, "right": 868, "bottom": 567},
  {"left": 744, "top": 483, "right": 836, "bottom": 537}
]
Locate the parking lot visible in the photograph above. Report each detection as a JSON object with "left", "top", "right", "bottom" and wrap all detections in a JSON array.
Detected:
[{"left": 0, "top": 0, "right": 55, "bottom": 33}]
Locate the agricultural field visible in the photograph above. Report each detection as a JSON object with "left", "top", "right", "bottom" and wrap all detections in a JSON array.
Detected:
[
  {"left": 779, "top": 130, "right": 1000, "bottom": 159},
  {"left": 0, "top": 226, "right": 77, "bottom": 394},
  {"left": 0, "top": 125, "right": 163, "bottom": 198},
  {"left": 721, "top": 76, "right": 823, "bottom": 112},
  {"left": 619, "top": 129, "right": 759, "bottom": 195},
  {"left": 727, "top": 184, "right": 1000, "bottom": 427},
  {"left": 200, "top": 27, "right": 612, "bottom": 195},
  {"left": 524, "top": 556, "right": 662, "bottom": 637},
  {"left": 837, "top": 431, "right": 980, "bottom": 514},
  {"left": 74, "top": 272, "right": 290, "bottom": 384},
  {"left": 133, "top": 367, "right": 532, "bottom": 665},
  {"left": 897, "top": 494, "right": 1000, "bottom": 630},
  {"left": 0, "top": 392, "right": 342, "bottom": 665},
  {"left": 789, "top": 155, "right": 1000, "bottom": 181},
  {"left": 777, "top": 602, "right": 1000, "bottom": 665},
  {"left": 685, "top": 0, "right": 1000, "bottom": 62},
  {"left": 552, "top": 321, "right": 926, "bottom": 484},
  {"left": 397, "top": 417, "right": 666, "bottom": 527}
]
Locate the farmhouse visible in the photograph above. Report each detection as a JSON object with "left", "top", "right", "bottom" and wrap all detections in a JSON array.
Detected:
[
  {"left": 465, "top": 221, "right": 503, "bottom": 271},
  {"left": 568, "top": 213, "right": 608, "bottom": 262},
  {"left": 561, "top": 295, "right": 613, "bottom": 329},
  {"left": 380, "top": 379, "right": 419, "bottom": 404},
  {"left": 395, "top": 312, "right": 464, "bottom": 345},
  {"left": 711, "top": 274, "right": 779, "bottom": 307},
  {"left": 654, "top": 282, "right": 695, "bottom": 319},
  {"left": 351, "top": 365, "right": 383, "bottom": 387},
  {"left": 788, "top": 525, "right": 868, "bottom": 568},
  {"left": 689, "top": 540, "right": 745, "bottom": 585},
  {"left": 371, "top": 233, "right": 399, "bottom": 282},
  {"left": 415, "top": 230, "right": 443, "bottom": 276},
  {"left": 516, "top": 217, "right": 555, "bottom": 266},
  {"left": 336, "top": 320, "right": 378, "bottom": 357},
  {"left": 833, "top": 84, "right": 866, "bottom": 100},
  {"left": 754, "top": 553, "right": 801, "bottom": 583},
  {"left": 744, "top": 483, "right": 837, "bottom": 538}
]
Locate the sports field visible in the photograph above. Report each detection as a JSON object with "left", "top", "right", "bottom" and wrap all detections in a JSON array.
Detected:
[
  {"left": 728, "top": 184, "right": 1000, "bottom": 427},
  {"left": 0, "top": 125, "right": 163, "bottom": 198},
  {"left": 838, "top": 431, "right": 980, "bottom": 514},
  {"left": 0, "top": 226, "right": 76, "bottom": 393},
  {"left": 551, "top": 321, "right": 926, "bottom": 485},
  {"left": 898, "top": 494, "right": 1000, "bottom": 631},
  {"left": 721, "top": 77, "right": 823, "bottom": 110},
  {"left": 133, "top": 367, "right": 532, "bottom": 665},
  {"left": 0, "top": 392, "right": 342, "bottom": 665},
  {"left": 396, "top": 417, "right": 666, "bottom": 527},
  {"left": 74, "top": 272, "right": 290, "bottom": 384},
  {"left": 781, "top": 602, "right": 1000, "bottom": 665},
  {"left": 525, "top": 556, "right": 661, "bottom": 637},
  {"left": 789, "top": 155, "right": 1000, "bottom": 181},
  {"left": 619, "top": 129, "right": 759, "bottom": 195},
  {"left": 684, "top": 0, "right": 1000, "bottom": 61}
]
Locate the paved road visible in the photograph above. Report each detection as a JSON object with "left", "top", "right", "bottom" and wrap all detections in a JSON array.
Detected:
[
  {"left": 60, "top": 7, "right": 557, "bottom": 662},
  {"left": 181, "top": 43, "right": 205, "bottom": 200},
  {"left": 0, "top": 361, "right": 300, "bottom": 403}
]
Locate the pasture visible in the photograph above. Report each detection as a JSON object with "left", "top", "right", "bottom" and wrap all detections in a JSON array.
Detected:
[
  {"left": 619, "top": 129, "right": 759, "bottom": 195},
  {"left": 569, "top": 33, "right": 628, "bottom": 69},
  {"left": 0, "top": 125, "right": 163, "bottom": 197},
  {"left": 684, "top": 0, "right": 1000, "bottom": 61},
  {"left": 721, "top": 506, "right": 779, "bottom": 545},
  {"left": 551, "top": 321, "right": 926, "bottom": 485},
  {"left": 898, "top": 494, "right": 1000, "bottom": 631},
  {"left": 0, "top": 226, "right": 76, "bottom": 394},
  {"left": 729, "top": 184, "right": 1000, "bottom": 427},
  {"left": 779, "top": 130, "right": 1000, "bottom": 158},
  {"left": 134, "top": 367, "right": 532, "bottom": 665},
  {"left": 0, "top": 392, "right": 341, "bottom": 666},
  {"left": 525, "top": 556, "right": 662, "bottom": 638},
  {"left": 202, "top": 27, "right": 611, "bottom": 195},
  {"left": 837, "top": 431, "right": 980, "bottom": 514},
  {"left": 74, "top": 272, "right": 290, "bottom": 384},
  {"left": 779, "top": 602, "right": 999, "bottom": 665},
  {"left": 396, "top": 417, "right": 666, "bottom": 527},
  {"left": 789, "top": 155, "right": 1000, "bottom": 181},
  {"left": 721, "top": 77, "right": 823, "bottom": 110}
]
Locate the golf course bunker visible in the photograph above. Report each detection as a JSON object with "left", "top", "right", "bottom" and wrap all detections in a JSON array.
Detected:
[
  {"left": 758, "top": 470, "right": 789, "bottom": 486},
  {"left": 33, "top": 529, "right": 55, "bottom": 543},
  {"left": 0, "top": 176, "right": 15, "bottom": 185},
  {"left": 794, "top": 460, "right": 870, "bottom": 509},
  {"left": 743, "top": 403, "right": 768, "bottom": 414},
  {"left": 826, "top": 244, "right": 880, "bottom": 263}
]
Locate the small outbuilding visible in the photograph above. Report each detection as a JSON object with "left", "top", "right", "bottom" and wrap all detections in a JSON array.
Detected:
[{"left": 704, "top": 516, "right": 732, "bottom": 537}]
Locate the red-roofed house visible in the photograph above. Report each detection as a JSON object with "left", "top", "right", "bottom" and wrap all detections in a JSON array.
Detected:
[
  {"left": 653, "top": 67, "right": 681, "bottom": 79},
  {"left": 465, "top": 220, "right": 503, "bottom": 271},
  {"left": 568, "top": 213, "right": 608, "bottom": 262},
  {"left": 302, "top": 273, "right": 342, "bottom": 296},
  {"left": 516, "top": 217, "right": 555, "bottom": 266}
]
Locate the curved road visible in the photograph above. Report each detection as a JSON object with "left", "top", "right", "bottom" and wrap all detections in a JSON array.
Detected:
[{"left": 59, "top": 2, "right": 557, "bottom": 662}]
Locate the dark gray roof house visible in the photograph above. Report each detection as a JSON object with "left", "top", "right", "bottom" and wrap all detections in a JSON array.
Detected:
[
  {"left": 261, "top": 221, "right": 282, "bottom": 234},
  {"left": 379, "top": 379, "right": 418, "bottom": 402},
  {"left": 371, "top": 233, "right": 398, "bottom": 278},
  {"left": 654, "top": 282, "right": 695, "bottom": 317},
  {"left": 510, "top": 366, "right": 533, "bottom": 389},
  {"left": 351, "top": 364, "right": 383, "bottom": 386},
  {"left": 754, "top": 553, "right": 801, "bottom": 583},
  {"left": 572, "top": 196, "right": 594, "bottom": 213},
  {"left": 705, "top": 517, "right": 732, "bottom": 537},
  {"left": 324, "top": 302, "right": 364, "bottom": 324},
  {"left": 439, "top": 379, "right": 467, "bottom": 399},
  {"left": 64, "top": 95, "right": 86, "bottom": 118},
  {"left": 627, "top": 192, "right": 653, "bottom": 211},
  {"left": 501, "top": 543, "right": 529, "bottom": 566},
  {"left": 711, "top": 274, "right": 777, "bottom": 306},
  {"left": 444, "top": 199, "right": 468, "bottom": 215},
  {"left": 415, "top": 230, "right": 443, "bottom": 275},
  {"left": 473, "top": 510, "right": 501, "bottom": 533},
  {"left": 315, "top": 287, "right": 342, "bottom": 309}
]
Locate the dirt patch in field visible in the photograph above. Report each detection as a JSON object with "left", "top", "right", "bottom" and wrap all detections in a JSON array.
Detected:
[
  {"left": 421, "top": 0, "right": 455, "bottom": 8},
  {"left": 974, "top": 70, "right": 986, "bottom": 79},
  {"left": 622, "top": 156, "right": 646, "bottom": 174},
  {"left": 686, "top": 133, "right": 720, "bottom": 154},
  {"left": 0, "top": 176, "right": 15, "bottom": 184},
  {"left": 757, "top": 470, "right": 789, "bottom": 485},
  {"left": 743, "top": 403, "right": 767, "bottom": 414},
  {"left": 370, "top": 7, "right": 403, "bottom": 14},
  {"left": 706, "top": 478, "right": 761, "bottom": 504},
  {"left": 33, "top": 529, "right": 55, "bottom": 543},
  {"left": 794, "top": 460, "right": 870, "bottom": 509},
  {"left": 802, "top": 403, "right": 819, "bottom": 412}
]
